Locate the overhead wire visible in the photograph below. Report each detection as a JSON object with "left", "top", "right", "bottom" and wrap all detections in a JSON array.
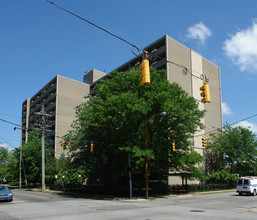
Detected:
[
  {"left": 45, "top": 0, "right": 142, "bottom": 53},
  {"left": 194, "top": 112, "right": 257, "bottom": 138},
  {"left": 45, "top": 0, "right": 202, "bottom": 80},
  {"left": 0, "top": 135, "right": 15, "bottom": 148},
  {"left": 0, "top": 118, "right": 22, "bottom": 127}
]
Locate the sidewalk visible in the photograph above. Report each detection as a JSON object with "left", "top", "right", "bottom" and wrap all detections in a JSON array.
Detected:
[{"left": 17, "top": 186, "right": 237, "bottom": 201}]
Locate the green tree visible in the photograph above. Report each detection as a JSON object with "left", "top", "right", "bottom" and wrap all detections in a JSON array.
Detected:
[
  {"left": 4, "top": 148, "right": 19, "bottom": 182},
  {"left": 21, "top": 130, "right": 55, "bottom": 185},
  {"left": 206, "top": 123, "right": 257, "bottom": 176},
  {"left": 0, "top": 147, "right": 10, "bottom": 180},
  {"left": 54, "top": 156, "right": 85, "bottom": 186},
  {"left": 0, "top": 147, "right": 9, "bottom": 164},
  {"left": 67, "top": 68, "right": 205, "bottom": 192}
]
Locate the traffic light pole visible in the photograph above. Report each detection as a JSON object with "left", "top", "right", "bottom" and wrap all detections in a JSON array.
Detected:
[
  {"left": 145, "top": 116, "right": 149, "bottom": 199},
  {"left": 144, "top": 112, "right": 166, "bottom": 199}
]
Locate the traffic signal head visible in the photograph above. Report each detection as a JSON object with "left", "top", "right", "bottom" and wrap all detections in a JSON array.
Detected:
[
  {"left": 172, "top": 140, "right": 175, "bottom": 152},
  {"left": 200, "top": 83, "right": 211, "bottom": 103},
  {"left": 90, "top": 141, "right": 94, "bottom": 152},
  {"left": 139, "top": 59, "right": 150, "bottom": 85},
  {"left": 62, "top": 140, "right": 66, "bottom": 150},
  {"left": 202, "top": 137, "right": 207, "bottom": 148}
]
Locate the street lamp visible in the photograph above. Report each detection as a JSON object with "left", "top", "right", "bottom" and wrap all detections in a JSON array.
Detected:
[{"left": 144, "top": 112, "right": 166, "bottom": 199}]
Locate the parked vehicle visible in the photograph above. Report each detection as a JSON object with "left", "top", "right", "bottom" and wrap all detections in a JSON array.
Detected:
[
  {"left": 236, "top": 176, "right": 257, "bottom": 196},
  {"left": 0, "top": 185, "right": 13, "bottom": 202}
]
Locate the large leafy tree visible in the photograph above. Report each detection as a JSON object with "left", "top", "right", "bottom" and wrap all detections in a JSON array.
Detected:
[
  {"left": 21, "top": 130, "right": 55, "bottom": 185},
  {"left": 206, "top": 123, "right": 257, "bottom": 176},
  {"left": 0, "top": 147, "right": 11, "bottom": 180},
  {"left": 67, "top": 68, "right": 205, "bottom": 192},
  {"left": 4, "top": 148, "right": 19, "bottom": 182},
  {"left": 0, "top": 147, "right": 9, "bottom": 164}
]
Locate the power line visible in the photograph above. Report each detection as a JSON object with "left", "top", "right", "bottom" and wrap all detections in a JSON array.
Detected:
[
  {"left": 45, "top": 1, "right": 201, "bottom": 80},
  {"left": 0, "top": 135, "right": 15, "bottom": 148},
  {"left": 195, "top": 113, "right": 257, "bottom": 138},
  {"left": 45, "top": 0, "right": 141, "bottom": 51},
  {"left": 0, "top": 118, "right": 22, "bottom": 127}
]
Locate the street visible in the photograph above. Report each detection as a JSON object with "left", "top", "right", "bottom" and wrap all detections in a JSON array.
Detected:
[{"left": 0, "top": 189, "right": 257, "bottom": 220}]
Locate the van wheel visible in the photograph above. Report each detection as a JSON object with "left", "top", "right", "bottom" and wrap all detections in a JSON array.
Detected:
[{"left": 252, "top": 189, "right": 256, "bottom": 196}]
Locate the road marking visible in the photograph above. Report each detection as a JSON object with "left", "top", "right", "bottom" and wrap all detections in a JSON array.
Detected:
[
  {"left": 177, "top": 195, "right": 193, "bottom": 198},
  {"left": 11, "top": 200, "right": 26, "bottom": 204},
  {"left": 207, "top": 201, "right": 224, "bottom": 205},
  {"left": 14, "top": 191, "right": 51, "bottom": 200}
]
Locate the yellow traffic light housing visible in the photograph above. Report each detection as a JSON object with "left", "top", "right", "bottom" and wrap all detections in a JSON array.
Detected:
[
  {"left": 199, "top": 75, "right": 211, "bottom": 103},
  {"left": 62, "top": 140, "right": 66, "bottom": 150},
  {"left": 172, "top": 140, "right": 175, "bottom": 152},
  {"left": 90, "top": 141, "right": 94, "bottom": 152},
  {"left": 202, "top": 137, "right": 207, "bottom": 148},
  {"left": 139, "top": 51, "right": 150, "bottom": 85}
]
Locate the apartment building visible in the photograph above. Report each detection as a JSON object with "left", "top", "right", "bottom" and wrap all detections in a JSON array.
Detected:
[
  {"left": 22, "top": 35, "right": 221, "bottom": 184},
  {"left": 21, "top": 71, "right": 105, "bottom": 158}
]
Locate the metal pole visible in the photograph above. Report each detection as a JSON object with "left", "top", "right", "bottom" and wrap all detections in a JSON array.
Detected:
[
  {"left": 128, "top": 153, "right": 132, "bottom": 198},
  {"left": 145, "top": 116, "right": 148, "bottom": 199},
  {"left": 19, "top": 144, "right": 22, "bottom": 189},
  {"left": 41, "top": 105, "right": 46, "bottom": 192}
]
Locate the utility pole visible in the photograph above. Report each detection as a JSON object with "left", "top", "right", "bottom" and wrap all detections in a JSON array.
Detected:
[
  {"left": 14, "top": 126, "right": 27, "bottom": 189},
  {"left": 35, "top": 105, "right": 51, "bottom": 192}
]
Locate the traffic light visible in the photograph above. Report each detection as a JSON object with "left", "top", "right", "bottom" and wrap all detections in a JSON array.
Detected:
[
  {"left": 139, "top": 59, "right": 150, "bottom": 85},
  {"left": 172, "top": 140, "right": 175, "bottom": 152},
  {"left": 202, "top": 137, "right": 207, "bottom": 148},
  {"left": 90, "top": 141, "right": 94, "bottom": 152},
  {"left": 62, "top": 140, "right": 66, "bottom": 150},
  {"left": 139, "top": 51, "right": 150, "bottom": 85},
  {"left": 200, "top": 83, "right": 211, "bottom": 103}
]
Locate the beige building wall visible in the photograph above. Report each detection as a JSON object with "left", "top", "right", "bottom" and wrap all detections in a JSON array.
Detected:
[
  {"left": 166, "top": 36, "right": 192, "bottom": 95},
  {"left": 83, "top": 69, "right": 106, "bottom": 84},
  {"left": 55, "top": 75, "right": 90, "bottom": 158},
  {"left": 165, "top": 36, "right": 222, "bottom": 185}
]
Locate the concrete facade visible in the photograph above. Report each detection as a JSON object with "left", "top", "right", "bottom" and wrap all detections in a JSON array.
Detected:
[{"left": 22, "top": 73, "right": 105, "bottom": 158}]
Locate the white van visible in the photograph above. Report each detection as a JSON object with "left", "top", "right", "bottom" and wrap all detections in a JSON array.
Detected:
[{"left": 236, "top": 177, "right": 257, "bottom": 196}]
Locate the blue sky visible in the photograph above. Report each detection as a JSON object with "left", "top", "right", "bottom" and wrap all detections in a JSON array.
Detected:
[{"left": 1, "top": 0, "right": 257, "bottom": 150}]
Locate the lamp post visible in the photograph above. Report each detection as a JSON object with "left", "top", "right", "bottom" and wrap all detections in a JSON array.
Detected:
[{"left": 144, "top": 112, "right": 166, "bottom": 199}]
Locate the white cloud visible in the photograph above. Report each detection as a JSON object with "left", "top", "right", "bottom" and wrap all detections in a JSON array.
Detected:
[
  {"left": 223, "top": 20, "right": 257, "bottom": 72},
  {"left": 222, "top": 102, "right": 233, "bottom": 116},
  {"left": 187, "top": 22, "right": 212, "bottom": 45},
  {"left": 0, "top": 143, "right": 14, "bottom": 152},
  {"left": 233, "top": 120, "right": 257, "bottom": 133}
]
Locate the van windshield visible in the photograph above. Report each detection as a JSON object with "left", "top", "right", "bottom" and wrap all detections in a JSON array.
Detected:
[{"left": 238, "top": 179, "right": 243, "bottom": 185}]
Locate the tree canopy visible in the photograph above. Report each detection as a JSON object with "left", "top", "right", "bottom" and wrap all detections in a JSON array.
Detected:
[
  {"left": 67, "top": 68, "right": 205, "bottom": 192},
  {"left": 206, "top": 123, "right": 257, "bottom": 176}
]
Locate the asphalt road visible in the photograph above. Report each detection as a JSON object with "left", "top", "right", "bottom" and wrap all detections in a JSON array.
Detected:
[{"left": 0, "top": 189, "right": 257, "bottom": 220}]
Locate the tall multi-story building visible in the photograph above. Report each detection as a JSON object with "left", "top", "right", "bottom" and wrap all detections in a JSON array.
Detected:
[
  {"left": 22, "top": 71, "right": 105, "bottom": 158},
  {"left": 22, "top": 35, "right": 221, "bottom": 184}
]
